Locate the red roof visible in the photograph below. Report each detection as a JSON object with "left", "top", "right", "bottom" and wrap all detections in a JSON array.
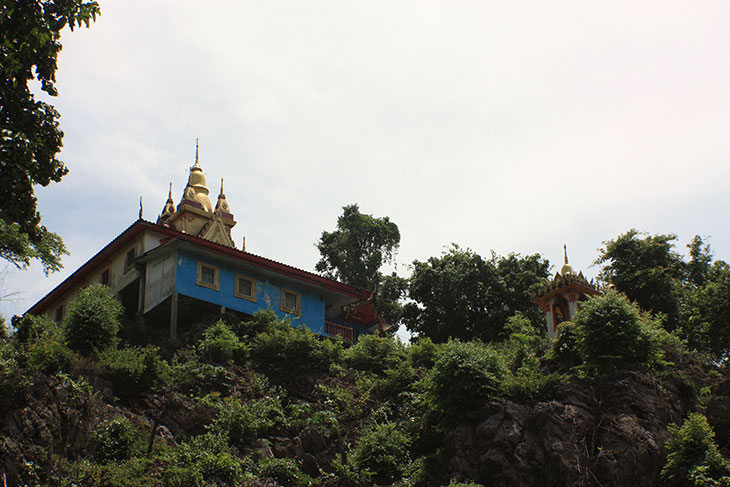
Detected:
[{"left": 27, "top": 219, "right": 371, "bottom": 315}]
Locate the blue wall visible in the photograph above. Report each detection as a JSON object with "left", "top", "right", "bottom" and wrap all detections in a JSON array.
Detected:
[{"left": 174, "top": 250, "right": 326, "bottom": 334}]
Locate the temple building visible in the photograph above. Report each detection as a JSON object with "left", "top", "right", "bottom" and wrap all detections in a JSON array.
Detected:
[
  {"left": 532, "top": 246, "right": 601, "bottom": 338},
  {"left": 27, "top": 147, "right": 381, "bottom": 343}
]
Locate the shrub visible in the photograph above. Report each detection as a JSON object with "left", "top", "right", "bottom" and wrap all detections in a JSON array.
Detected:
[
  {"left": 64, "top": 284, "right": 123, "bottom": 354},
  {"left": 574, "top": 290, "right": 662, "bottom": 372},
  {"left": 424, "top": 339, "right": 507, "bottom": 417},
  {"left": 196, "top": 320, "right": 248, "bottom": 365},
  {"left": 12, "top": 313, "right": 57, "bottom": 343},
  {"left": 16, "top": 316, "right": 74, "bottom": 374},
  {"left": 663, "top": 413, "right": 730, "bottom": 484},
  {"left": 409, "top": 336, "right": 438, "bottom": 368},
  {"left": 169, "top": 350, "right": 229, "bottom": 395},
  {"left": 26, "top": 326, "right": 73, "bottom": 374},
  {"left": 212, "top": 395, "right": 285, "bottom": 449},
  {"left": 163, "top": 465, "right": 204, "bottom": 487},
  {"left": 351, "top": 422, "right": 412, "bottom": 484},
  {"left": 93, "top": 417, "right": 140, "bottom": 463},
  {"left": 345, "top": 334, "right": 406, "bottom": 372},
  {"left": 258, "top": 458, "right": 311, "bottom": 486},
  {"left": 383, "top": 361, "right": 417, "bottom": 395},
  {"left": 177, "top": 432, "right": 243, "bottom": 485},
  {"left": 548, "top": 321, "right": 582, "bottom": 368},
  {"left": 237, "top": 309, "right": 283, "bottom": 337},
  {"left": 99, "top": 345, "right": 168, "bottom": 397},
  {"left": 250, "top": 325, "right": 343, "bottom": 379}
]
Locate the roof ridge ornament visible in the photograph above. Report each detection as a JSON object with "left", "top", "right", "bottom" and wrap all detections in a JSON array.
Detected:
[{"left": 194, "top": 138, "right": 200, "bottom": 168}]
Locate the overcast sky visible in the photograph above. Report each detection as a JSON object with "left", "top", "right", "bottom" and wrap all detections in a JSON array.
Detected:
[{"left": 3, "top": 1, "right": 730, "bottom": 320}]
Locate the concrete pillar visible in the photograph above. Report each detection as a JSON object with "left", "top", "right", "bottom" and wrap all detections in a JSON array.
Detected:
[{"left": 170, "top": 292, "right": 178, "bottom": 340}]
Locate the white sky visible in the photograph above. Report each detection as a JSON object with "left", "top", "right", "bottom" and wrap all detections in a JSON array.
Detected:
[{"left": 3, "top": 1, "right": 730, "bottom": 319}]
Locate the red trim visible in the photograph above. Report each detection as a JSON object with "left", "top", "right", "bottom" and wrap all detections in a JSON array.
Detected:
[{"left": 28, "top": 219, "right": 370, "bottom": 315}]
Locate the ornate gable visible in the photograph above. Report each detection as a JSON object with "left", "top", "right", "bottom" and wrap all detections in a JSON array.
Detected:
[{"left": 200, "top": 215, "right": 236, "bottom": 248}]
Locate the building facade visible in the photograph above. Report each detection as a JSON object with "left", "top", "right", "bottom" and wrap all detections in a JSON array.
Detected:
[{"left": 28, "top": 152, "right": 380, "bottom": 343}]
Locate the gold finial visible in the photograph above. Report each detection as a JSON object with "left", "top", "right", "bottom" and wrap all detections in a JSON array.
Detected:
[
  {"left": 168, "top": 182, "right": 173, "bottom": 199},
  {"left": 194, "top": 138, "right": 200, "bottom": 167},
  {"left": 139, "top": 196, "right": 143, "bottom": 219},
  {"left": 215, "top": 177, "right": 230, "bottom": 213},
  {"left": 561, "top": 244, "right": 574, "bottom": 276}
]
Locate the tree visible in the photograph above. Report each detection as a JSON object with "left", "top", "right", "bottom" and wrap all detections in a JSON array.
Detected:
[
  {"left": 681, "top": 260, "right": 730, "bottom": 357},
  {"left": 315, "top": 204, "right": 400, "bottom": 290},
  {"left": 403, "top": 245, "right": 549, "bottom": 343},
  {"left": 596, "top": 229, "right": 683, "bottom": 329},
  {"left": 64, "top": 283, "right": 122, "bottom": 354},
  {"left": 572, "top": 290, "right": 661, "bottom": 373},
  {"left": 1, "top": 0, "right": 99, "bottom": 273}
]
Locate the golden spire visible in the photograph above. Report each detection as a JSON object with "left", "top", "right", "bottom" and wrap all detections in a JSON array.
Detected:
[
  {"left": 139, "top": 196, "right": 144, "bottom": 219},
  {"left": 182, "top": 139, "right": 212, "bottom": 212},
  {"left": 561, "top": 244, "right": 574, "bottom": 276},
  {"left": 215, "top": 177, "right": 231, "bottom": 213},
  {"left": 158, "top": 182, "right": 176, "bottom": 223}
]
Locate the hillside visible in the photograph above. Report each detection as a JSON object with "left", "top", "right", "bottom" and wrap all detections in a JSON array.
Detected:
[{"left": 2, "top": 288, "right": 730, "bottom": 487}]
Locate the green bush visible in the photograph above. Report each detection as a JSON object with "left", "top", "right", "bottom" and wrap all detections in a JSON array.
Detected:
[
  {"left": 351, "top": 422, "right": 412, "bottom": 484},
  {"left": 573, "top": 290, "right": 662, "bottom": 372},
  {"left": 92, "top": 417, "right": 140, "bottom": 463},
  {"left": 64, "top": 284, "right": 123, "bottom": 355},
  {"left": 212, "top": 395, "right": 285, "bottom": 449},
  {"left": 383, "top": 361, "right": 417, "bottom": 395},
  {"left": 663, "top": 413, "right": 730, "bottom": 485},
  {"left": 21, "top": 318, "right": 74, "bottom": 374},
  {"left": 163, "top": 465, "right": 204, "bottom": 487},
  {"left": 258, "top": 458, "right": 311, "bottom": 486},
  {"left": 548, "top": 321, "right": 582, "bottom": 368},
  {"left": 409, "top": 336, "right": 438, "bottom": 368},
  {"left": 12, "top": 313, "right": 57, "bottom": 343},
  {"left": 250, "top": 325, "right": 343, "bottom": 379},
  {"left": 196, "top": 320, "right": 248, "bottom": 365},
  {"left": 177, "top": 432, "right": 242, "bottom": 485},
  {"left": 424, "top": 339, "right": 507, "bottom": 417},
  {"left": 99, "top": 345, "right": 168, "bottom": 397},
  {"left": 236, "top": 309, "right": 283, "bottom": 337},
  {"left": 26, "top": 332, "right": 73, "bottom": 374},
  {"left": 345, "top": 334, "right": 405, "bottom": 372},
  {"left": 286, "top": 402, "right": 339, "bottom": 434}
]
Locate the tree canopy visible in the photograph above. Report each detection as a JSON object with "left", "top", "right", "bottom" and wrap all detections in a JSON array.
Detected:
[
  {"left": 595, "top": 229, "right": 684, "bottom": 329},
  {"left": 0, "top": 0, "right": 99, "bottom": 273},
  {"left": 403, "top": 245, "right": 549, "bottom": 343},
  {"left": 315, "top": 203, "right": 400, "bottom": 290}
]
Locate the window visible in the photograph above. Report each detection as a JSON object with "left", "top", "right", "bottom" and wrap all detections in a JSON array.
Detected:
[
  {"left": 234, "top": 274, "right": 256, "bottom": 301},
  {"left": 100, "top": 268, "right": 111, "bottom": 286},
  {"left": 197, "top": 262, "right": 220, "bottom": 290},
  {"left": 54, "top": 304, "right": 64, "bottom": 323},
  {"left": 124, "top": 247, "right": 137, "bottom": 273},
  {"left": 281, "top": 288, "right": 301, "bottom": 315}
]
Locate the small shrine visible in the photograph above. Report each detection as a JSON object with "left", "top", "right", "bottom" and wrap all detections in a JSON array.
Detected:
[{"left": 533, "top": 245, "right": 601, "bottom": 337}]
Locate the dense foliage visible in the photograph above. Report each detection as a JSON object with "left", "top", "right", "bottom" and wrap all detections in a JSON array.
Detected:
[
  {"left": 315, "top": 203, "right": 400, "bottom": 290},
  {"left": 404, "top": 245, "right": 549, "bottom": 343},
  {"left": 2, "top": 227, "right": 730, "bottom": 485},
  {"left": 64, "top": 284, "right": 123, "bottom": 354},
  {"left": 0, "top": 0, "right": 99, "bottom": 273}
]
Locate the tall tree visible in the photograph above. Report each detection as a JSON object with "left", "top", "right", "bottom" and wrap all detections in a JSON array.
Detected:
[
  {"left": 595, "top": 229, "right": 683, "bottom": 329},
  {"left": 403, "top": 245, "right": 549, "bottom": 343},
  {"left": 315, "top": 204, "right": 400, "bottom": 290},
  {"left": 680, "top": 237, "right": 730, "bottom": 357},
  {"left": 0, "top": 0, "right": 99, "bottom": 274}
]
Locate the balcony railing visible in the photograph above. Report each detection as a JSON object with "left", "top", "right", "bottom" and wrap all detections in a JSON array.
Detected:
[{"left": 325, "top": 321, "right": 356, "bottom": 344}]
